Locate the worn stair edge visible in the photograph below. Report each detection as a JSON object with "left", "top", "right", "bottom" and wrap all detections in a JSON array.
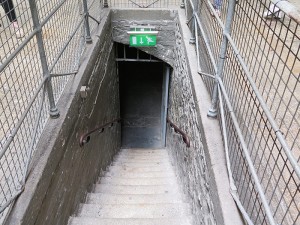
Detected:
[
  {"left": 86, "top": 193, "right": 185, "bottom": 204},
  {"left": 93, "top": 184, "right": 179, "bottom": 195},
  {"left": 68, "top": 217, "right": 192, "bottom": 225},
  {"left": 97, "top": 176, "right": 177, "bottom": 186},
  {"left": 105, "top": 170, "right": 175, "bottom": 178},
  {"left": 108, "top": 165, "right": 173, "bottom": 173},
  {"left": 77, "top": 203, "right": 191, "bottom": 218}
]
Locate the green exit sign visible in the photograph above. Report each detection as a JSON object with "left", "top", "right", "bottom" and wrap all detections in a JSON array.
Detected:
[{"left": 130, "top": 35, "right": 157, "bottom": 47}]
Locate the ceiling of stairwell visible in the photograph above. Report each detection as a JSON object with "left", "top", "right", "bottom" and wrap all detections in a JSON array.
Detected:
[{"left": 111, "top": 9, "right": 178, "bottom": 67}]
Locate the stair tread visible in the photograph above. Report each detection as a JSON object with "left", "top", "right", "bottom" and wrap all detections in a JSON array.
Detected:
[
  {"left": 108, "top": 165, "right": 173, "bottom": 173},
  {"left": 68, "top": 217, "right": 192, "bottom": 225},
  {"left": 68, "top": 148, "right": 193, "bottom": 225},
  {"left": 86, "top": 193, "right": 184, "bottom": 204},
  {"left": 93, "top": 184, "right": 179, "bottom": 194},
  {"left": 78, "top": 203, "right": 191, "bottom": 218},
  {"left": 98, "top": 176, "right": 177, "bottom": 185},
  {"left": 105, "top": 171, "right": 175, "bottom": 178}
]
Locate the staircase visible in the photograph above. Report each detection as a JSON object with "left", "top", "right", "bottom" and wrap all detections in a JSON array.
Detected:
[{"left": 68, "top": 148, "right": 193, "bottom": 225}]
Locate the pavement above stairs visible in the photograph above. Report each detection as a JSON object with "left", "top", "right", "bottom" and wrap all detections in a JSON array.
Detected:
[{"left": 68, "top": 148, "right": 193, "bottom": 225}]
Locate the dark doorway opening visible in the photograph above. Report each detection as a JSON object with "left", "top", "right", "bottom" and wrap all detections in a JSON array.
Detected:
[{"left": 119, "top": 61, "right": 163, "bottom": 148}]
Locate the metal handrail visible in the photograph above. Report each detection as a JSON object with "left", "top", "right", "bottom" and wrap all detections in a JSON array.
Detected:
[
  {"left": 79, "top": 118, "right": 121, "bottom": 147},
  {"left": 167, "top": 118, "right": 191, "bottom": 147}
]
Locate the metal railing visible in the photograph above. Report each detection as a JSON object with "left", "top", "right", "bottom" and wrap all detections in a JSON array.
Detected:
[
  {"left": 0, "top": 0, "right": 103, "bottom": 220},
  {"left": 79, "top": 118, "right": 121, "bottom": 147},
  {"left": 185, "top": 0, "right": 300, "bottom": 224},
  {"left": 167, "top": 118, "right": 191, "bottom": 147},
  {"left": 0, "top": 0, "right": 299, "bottom": 224}
]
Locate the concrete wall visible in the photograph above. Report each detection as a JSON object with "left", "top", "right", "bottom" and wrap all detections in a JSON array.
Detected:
[
  {"left": 166, "top": 14, "right": 219, "bottom": 225},
  {"left": 6, "top": 9, "right": 121, "bottom": 225}
]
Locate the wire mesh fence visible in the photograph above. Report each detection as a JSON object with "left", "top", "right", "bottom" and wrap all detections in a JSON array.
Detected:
[
  {"left": 0, "top": 0, "right": 103, "bottom": 221},
  {"left": 187, "top": 0, "right": 299, "bottom": 224}
]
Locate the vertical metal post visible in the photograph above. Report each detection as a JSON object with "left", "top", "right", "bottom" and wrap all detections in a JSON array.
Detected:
[
  {"left": 28, "top": 0, "right": 59, "bottom": 118},
  {"left": 189, "top": 0, "right": 198, "bottom": 44},
  {"left": 161, "top": 65, "right": 170, "bottom": 147},
  {"left": 208, "top": 0, "right": 236, "bottom": 117},
  {"left": 103, "top": 0, "right": 109, "bottom": 8},
  {"left": 180, "top": 0, "right": 185, "bottom": 8},
  {"left": 82, "top": 0, "right": 92, "bottom": 43}
]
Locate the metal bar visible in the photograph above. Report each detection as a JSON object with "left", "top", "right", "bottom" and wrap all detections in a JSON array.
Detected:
[
  {"left": 50, "top": 72, "right": 77, "bottom": 78},
  {"left": 161, "top": 65, "right": 170, "bottom": 147},
  {"left": 48, "top": 18, "right": 85, "bottom": 72},
  {"left": 79, "top": 118, "right": 121, "bottom": 147},
  {"left": 194, "top": 11, "right": 217, "bottom": 71},
  {"left": 22, "top": 86, "right": 47, "bottom": 183},
  {"left": 198, "top": 72, "right": 215, "bottom": 79},
  {"left": 167, "top": 118, "right": 191, "bottom": 148},
  {"left": 208, "top": 0, "right": 236, "bottom": 118},
  {"left": 144, "top": 0, "right": 160, "bottom": 8},
  {"left": 0, "top": 0, "right": 65, "bottom": 72},
  {"left": 82, "top": 0, "right": 92, "bottom": 43},
  {"left": 88, "top": 14, "right": 101, "bottom": 25},
  {"left": 218, "top": 86, "right": 256, "bottom": 224},
  {"left": 0, "top": 188, "right": 23, "bottom": 213},
  {"left": 230, "top": 190, "right": 255, "bottom": 225},
  {"left": 194, "top": 15, "right": 201, "bottom": 73},
  {"left": 218, "top": 87, "right": 237, "bottom": 191},
  {"left": 218, "top": 77, "right": 277, "bottom": 225},
  {"left": 0, "top": 31, "right": 37, "bottom": 72},
  {"left": 103, "top": 0, "right": 109, "bottom": 8},
  {"left": 223, "top": 32, "right": 300, "bottom": 180},
  {"left": 189, "top": 15, "right": 196, "bottom": 44},
  {"left": 0, "top": 77, "right": 48, "bottom": 160},
  {"left": 28, "top": 0, "right": 59, "bottom": 119}
]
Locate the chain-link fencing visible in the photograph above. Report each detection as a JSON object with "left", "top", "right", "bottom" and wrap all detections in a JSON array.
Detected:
[
  {"left": 185, "top": 0, "right": 299, "bottom": 224},
  {"left": 0, "top": 0, "right": 103, "bottom": 222}
]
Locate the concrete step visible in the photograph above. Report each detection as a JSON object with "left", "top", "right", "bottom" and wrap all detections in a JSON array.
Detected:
[
  {"left": 115, "top": 154, "right": 169, "bottom": 160},
  {"left": 86, "top": 193, "right": 184, "bottom": 204},
  {"left": 112, "top": 161, "right": 171, "bottom": 167},
  {"left": 93, "top": 184, "right": 178, "bottom": 195},
  {"left": 120, "top": 149, "right": 169, "bottom": 156},
  {"left": 105, "top": 170, "right": 175, "bottom": 178},
  {"left": 77, "top": 203, "right": 190, "bottom": 218},
  {"left": 108, "top": 165, "right": 172, "bottom": 173},
  {"left": 68, "top": 217, "right": 192, "bottom": 225},
  {"left": 98, "top": 176, "right": 177, "bottom": 186},
  {"left": 114, "top": 157, "right": 170, "bottom": 164}
]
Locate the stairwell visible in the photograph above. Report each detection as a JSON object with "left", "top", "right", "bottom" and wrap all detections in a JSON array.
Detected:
[{"left": 68, "top": 148, "right": 193, "bottom": 225}]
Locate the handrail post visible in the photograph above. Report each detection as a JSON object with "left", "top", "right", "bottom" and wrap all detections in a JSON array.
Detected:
[
  {"left": 103, "top": 0, "right": 109, "bottom": 8},
  {"left": 82, "top": 0, "right": 92, "bottom": 43},
  {"left": 180, "top": 0, "right": 185, "bottom": 8},
  {"left": 208, "top": 0, "right": 236, "bottom": 118},
  {"left": 189, "top": 0, "right": 198, "bottom": 44},
  {"left": 28, "top": 0, "right": 59, "bottom": 118}
]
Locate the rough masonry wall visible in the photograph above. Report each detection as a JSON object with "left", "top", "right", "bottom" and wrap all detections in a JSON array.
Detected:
[
  {"left": 111, "top": 9, "right": 176, "bottom": 66},
  {"left": 7, "top": 10, "right": 121, "bottom": 225},
  {"left": 166, "top": 16, "right": 219, "bottom": 225}
]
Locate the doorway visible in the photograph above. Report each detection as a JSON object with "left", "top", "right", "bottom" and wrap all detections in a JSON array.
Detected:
[{"left": 117, "top": 44, "right": 170, "bottom": 148}]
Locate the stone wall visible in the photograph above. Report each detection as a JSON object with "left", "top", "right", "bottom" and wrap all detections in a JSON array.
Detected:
[
  {"left": 166, "top": 14, "right": 220, "bottom": 225},
  {"left": 6, "top": 10, "right": 121, "bottom": 225}
]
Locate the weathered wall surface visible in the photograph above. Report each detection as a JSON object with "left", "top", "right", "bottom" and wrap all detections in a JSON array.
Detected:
[
  {"left": 166, "top": 15, "right": 220, "bottom": 225},
  {"left": 6, "top": 9, "right": 121, "bottom": 225},
  {"left": 111, "top": 9, "right": 176, "bottom": 66}
]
